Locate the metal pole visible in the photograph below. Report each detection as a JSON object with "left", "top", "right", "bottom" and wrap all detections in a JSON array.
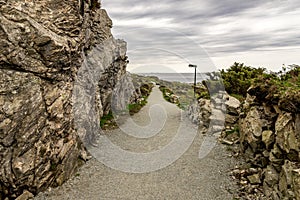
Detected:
[
  {"left": 194, "top": 67, "right": 196, "bottom": 98},
  {"left": 189, "top": 64, "right": 197, "bottom": 99}
]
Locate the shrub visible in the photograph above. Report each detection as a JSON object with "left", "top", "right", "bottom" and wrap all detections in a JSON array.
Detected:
[
  {"left": 220, "top": 62, "right": 266, "bottom": 97},
  {"left": 249, "top": 65, "right": 300, "bottom": 113}
]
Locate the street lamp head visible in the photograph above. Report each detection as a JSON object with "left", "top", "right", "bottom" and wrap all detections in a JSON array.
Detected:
[
  {"left": 188, "top": 64, "right": 197, "bottom": 68},
  {"left": 188, "top": 64, "right": 197, "bottom": 98}
]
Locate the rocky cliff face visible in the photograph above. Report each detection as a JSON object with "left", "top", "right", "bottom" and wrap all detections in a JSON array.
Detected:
[
  {"left": 73, "top": 37, "right": 128, "bottom": 145},
  {"left": 239, "top": 91, "right": 300, "bottom": 200},
  {"left": 0, "top": 0, "right": 128, "bottom": 199}
]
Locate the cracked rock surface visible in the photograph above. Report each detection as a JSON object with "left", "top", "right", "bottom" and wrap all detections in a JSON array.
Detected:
[{"left": 0, "top": 0, "right": 128, "bottom": 198}]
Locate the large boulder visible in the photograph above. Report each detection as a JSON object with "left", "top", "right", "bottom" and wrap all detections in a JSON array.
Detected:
[
  {"left": 276, "top": 113, "right": 300, "bottom": 155},
  {"left": 225, "top": 95, "right": 241, "bottom": 116},
  {"left": 239, "top": 107, "right": 263, "bottom": 153}
]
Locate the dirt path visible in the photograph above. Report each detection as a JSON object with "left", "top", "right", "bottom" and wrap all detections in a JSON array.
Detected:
[{"left": 35, "top": 86, "right": 237, "bottom": 200}]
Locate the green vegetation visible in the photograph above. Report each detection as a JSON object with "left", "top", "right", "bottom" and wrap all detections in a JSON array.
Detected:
[
  {"left": 159, "top": 85, "right": 189, "bottom": 109},
  {"left": 140, "top": 83, "right": 153, "bottom": 96},
  {"left": 202, "top": 80, "right": 224, "bottom": 96},
  {"left": 100, "top": 111, "right": 116, "bottom": 129},
  {"left": 224, "top": 125, "right": 240, "bottom": 137},
  {"left": 127, "top": 96, "right": 148, "bottom": 115},
  {"left": 219, "top": 62, "right": 300, "bottom": 113},
  {"left": 220, "top": 62, "right": 266, "bottom": 98},
  {"left": 132, "top": 73, "right": 196, "bottom": 110},
  {"left": 127, "top": 83, "right": 154, "bottom": 115},
  {"left": 100, "top": 81, "right": 154, "bottom": 129},
  {"left": 194, "top": 84, "right": 210, "bottom": 99},
  {"left": 130, "top": 64, "right": 300, "bottom": 113},
  {"left": 229, "top": 93, "right": 244, "bottom": 102},
  {"left": 159, "top": 86, "right": 174, "bottom": 102},
  {"left": 250, "top": 65, "right": 300, "bottom": 113},
  {"left": 158, "top": 81, "right": 195, "bottom": 110}
]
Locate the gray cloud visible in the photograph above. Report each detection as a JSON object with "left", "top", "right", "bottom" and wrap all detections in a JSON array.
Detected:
[{"left": 102, "top": 0, "right": 300, "bottom": 71}]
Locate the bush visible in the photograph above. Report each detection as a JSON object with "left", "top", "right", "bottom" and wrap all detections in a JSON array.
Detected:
[
  {"left": 140, "top": 83, "right": 153, "bottom": 96},
  {"left": 249, "top": 65, "right": 300, "bottom": 113},
  {"left": 220, "top": 62, "right": 266, "bottom": 97}
]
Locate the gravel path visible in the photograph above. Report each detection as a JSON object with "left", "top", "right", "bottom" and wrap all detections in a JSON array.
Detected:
[{"left": 35, "top": 86, "right": 238, "bottom": 200}]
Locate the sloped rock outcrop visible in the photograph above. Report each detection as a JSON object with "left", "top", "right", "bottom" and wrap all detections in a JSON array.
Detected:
[
  {"left": 110, "top": 72, "right": 153, "bottom": 115},
  {"left": 0, "top": 0, "right": 128, "bottom": 198},
  {"left": 73, "top": 37, "right": 128, "bottom": 144}
]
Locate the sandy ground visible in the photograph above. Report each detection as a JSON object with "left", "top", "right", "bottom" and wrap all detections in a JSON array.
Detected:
[{"left": 35, "top": 86, "right": 238, "bottom": 200}]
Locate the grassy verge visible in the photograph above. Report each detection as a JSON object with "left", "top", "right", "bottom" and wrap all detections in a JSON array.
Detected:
[
  {"left": 127, "top": 96, "right": 148, "bottom": 115},
  {"left": 159, "top": 86, "right": 173, "bottom": 102},
  {"left": 100, "top": 83, "right": 154, "bottom": 129},
  {"left": 127, "top": 83, "right": 154, "bottom": 115}
]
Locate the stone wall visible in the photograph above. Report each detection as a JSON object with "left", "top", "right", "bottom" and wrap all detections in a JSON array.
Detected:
[
  {"left": 0, "top": 0, "right": 128, "bottom": 198},
  {"left": 187, "top": 92, "right": 241, "bottom": 136},
  {"left": 188, "top": 84, "right": 300, "bottom": 199},
  {"left": 239, "top": 92, "right": 300, "bottom": 200}
]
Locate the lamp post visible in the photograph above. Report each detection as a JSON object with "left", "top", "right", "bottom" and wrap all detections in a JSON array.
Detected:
[{"left": 188, "top": 64, "right": 197, "bottom": 98}]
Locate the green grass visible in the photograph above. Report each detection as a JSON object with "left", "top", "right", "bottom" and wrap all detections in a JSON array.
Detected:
[
  {"left": 99, "top": 80, "right": 154, "bottom": 128},
  {"left": 198, "top": 90, "right": 210, "bottom": 99},
  {"left": 224, "top": 125, "right": 240, "bottom": 137},
  {"left": 159, "top": 86, "right": 185, "bottom": 109},
  {"left": 127, "top": 97, "right": 148, "bottom": 115},
  {"left": 100, "top": 111, "right": 114, "bottom": 128},
  {"left": 159, "top": 86, "right": 175, "bottom": 102}
]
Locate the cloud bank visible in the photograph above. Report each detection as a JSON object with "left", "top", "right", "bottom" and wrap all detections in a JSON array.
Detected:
[{"left": 103, "top": 0, "right": 300, "bottom": 72}]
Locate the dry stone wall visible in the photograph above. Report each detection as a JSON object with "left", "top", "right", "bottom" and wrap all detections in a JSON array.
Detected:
[
  {"left": 187, "top": 92, "right": 241, "bottom": 135},
  {"left": 239, "top": 93, "right": 300, "bottom": 200}
]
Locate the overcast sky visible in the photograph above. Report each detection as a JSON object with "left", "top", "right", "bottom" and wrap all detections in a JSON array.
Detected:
[{"left": 102, "top": 0, "right": 300, "bottom": 73}]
